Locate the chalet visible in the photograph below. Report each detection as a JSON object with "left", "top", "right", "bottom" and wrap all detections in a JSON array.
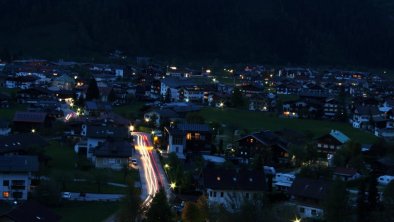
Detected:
[
  {"left": 12, "top": 112, "right": 51, "bottom": 133},
  {"left": 333, "top": 167, "right": 361, "bottom": 181},
  {"left": 236, "top": 130, "right": 289, "bottom": 166},
  {"left": 316, "top": 130, "right": 350, "bottom": 154},
  {"left": 163, "top": 123, "right": 212, "bottom": 159},
  {"left": 239, "top": 84, "right": 264, "bottom": 98},
  {"left": 289, "top": 177, "right": 330, "bottom": 219},
  {"left": 84, "top": 101, "right": 112, "bottom": 117},
  {"left": 93, "top": 140, "right": 133, "bottom": 170},
  {"left": 323, "top": 98, "right": 342, "bottom": 118},
  {"left": 144, "top": 109, "right": 180, "bottom": 127},
  {"left": 52, "top": 74, "right": 75, "bottom": 90},
  {"left": 0, "top": 155, "right": 39, "bottom": 201},
  {"left": 0, "top": 133, "right": 48, "bottom": 155},
  {"left": 374, "top": 128, "right": 394, "bottom": 140},
  {"left": 275, "top": 82, "right": 301, "bottom": 95},
  {"left": 352, "top": 105, "right": 384, "bottom": 129},
  {"left": 200, "top": 168, "right": 266, "bottom": 211},
  {"left": 75, "top": 124, "right": 128, "bottom": 159},
  {"left": 0, "top": 201, "right": 61, "bottom": 222},
  {"left": 16, "top": 87, "right": 55, "bottom": 104}
]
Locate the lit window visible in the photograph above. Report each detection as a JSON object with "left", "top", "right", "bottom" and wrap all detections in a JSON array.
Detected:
[
  {"left": 2, "top": 191, "right": 9, "bottom": 198},
  {"left": 195, "top": 133, "right": 201, "bottom": 140},
  {"left": 186, "top": 133, "right": 192, "bottom": 140}
]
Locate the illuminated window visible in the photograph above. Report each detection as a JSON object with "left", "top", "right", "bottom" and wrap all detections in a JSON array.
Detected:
[
  {"left": 2, "top": 191, "right": 9, "bottom": 198},
  {"left": 186, "top": 133, "right": 192, "bottom": 140},
  {"left": 195, "top": 133, "right": 200, "bottom": 140}
]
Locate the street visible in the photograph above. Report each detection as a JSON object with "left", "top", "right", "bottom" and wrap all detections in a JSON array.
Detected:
[{"left": 132, "top": 132, "right": 168, "bottom": 207}]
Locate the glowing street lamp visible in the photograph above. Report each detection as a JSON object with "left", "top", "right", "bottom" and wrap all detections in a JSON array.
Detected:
[
  {"left": 170, "top": 182, "right": 176, "bottom": 190},
  {"left": 164, "top": 164, "right": 170, "bottom": 170},
  {"left": 293, "top": 217, "right": 301, "bottom": 222},
  {"left": 31, "top": 129, "right": 36, "bottom": 133},
  {"left": 129, "top": 125, "right": 135, "bottom": 132}
]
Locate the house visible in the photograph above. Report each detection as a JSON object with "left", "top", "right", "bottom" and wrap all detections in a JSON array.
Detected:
[
  {"left": 200, "top": 168, "right": 266, "bottom": 211},
  {"left": 275, "top": 81, "right": 301, "bottom": 95},
  {"left": 5, "top": 76, "right": 38, "bottom": 89},
  {"left": 0, "top": 133, "right": 48, "bottom": 155},
  {"left": 52, "top": 74, "right": 75, "bottom": 90},
  {"left": 84, "top": 101, "right": 112, "bottom": 117},
  {"left": 0, "top": 155, "right": 39, "bottom": 201},
  {"left": 75, "top": 124, "right": 128, "bottom": 159},
  {"left": 236, "top": 130, "right": 290, "bottom": 166},
  {"left": 0, "top": 201, "right": 61, "bottom": 222},
  {"left": 288, "top": 177, "right": 330, "bottom": 219},
  {"left": 0, "top": 93, "right": 11, "bottom": 108},
  {"left": 374, "top": 128, "right": 394, "bottom": 140},
  {"left": 163, "top": 123, "right": 212, "bottom": 159},
  {"left": 93, "top": 140, "right": 133, "bottom": 170},
  {"left": 323, "top": 98, "right": 342, "bottom": 118},
  {"left": 316, "top": 130, "right": 350, "bottom": 154},
  {"left": 333, "top": 167, "right": 361, "bottom": 181},
  {"left": 144, "top": 109, "right": 180, "bottom": 126},
  {"left": 274, "top": 173, "right": 295, "bottom": 192},
  {"left": 351, "top": 105, "right": 383, "bottom": 129},
  {"left": 12, "top": 112, "right": 51, "bottom": 133},
  {"left": 0, "top": 119, "right": 11, "bottom": 136},
  {"left": 16, "top": 87, "right": 55, "bottom": 104}
]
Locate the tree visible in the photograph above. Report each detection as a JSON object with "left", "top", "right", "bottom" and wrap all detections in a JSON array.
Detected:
[
  {"left": 218, "top": 139, "right": 224, "bottom": 154},
  {"left": 33, "top": 180, "right": 62, "bottom": 206},
  {"left": 196, "top": 195, "right": 209, "bottom": 221},
  {"left": 117, "top": 182, "right": 141, "bottom": 222},
  {"left": 93, "top": 171, "right": 109, "bottom": 193},
  {"left": 324, "top": 180, "right": 349, "bottom": 222},
  {"left": 182, "top": 202, "right": 203, "bottom": 222},
  {"left": 356, "top": 181, "right": 368, "bottom": 222},
  {"left": 146, "top": 189, "right": 172, "bottom": 222},
  {"left": 231, "top": 88, "right": 244, "bottom": 108},
  {"left": 164, "top": 88, "right": 172, "bottom": 103},
  {"left": 86, "top": 77, "right": 100, "bottom": 100},
  {"left": 367, "top": 172, "right": 379, "bottom": 210},
  {"left": 108, "top": 88, "right": 117, "bottom": 103},
  {"left": 382, "top": 181, "right": 394, "bottom": 221}
]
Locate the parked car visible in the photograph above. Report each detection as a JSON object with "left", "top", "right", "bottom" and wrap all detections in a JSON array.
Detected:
[{"left": 62, "top": 192, "right": 71, "bottom": 199}]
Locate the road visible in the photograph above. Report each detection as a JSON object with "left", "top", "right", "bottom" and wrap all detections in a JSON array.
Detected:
[{"left": 132, "top": 132, "right": 168, "bottom": 207}]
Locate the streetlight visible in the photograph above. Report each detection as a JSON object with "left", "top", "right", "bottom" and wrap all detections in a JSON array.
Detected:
[
  {"left": 31, "top": 129, "right": 36, "bottom": 133},
  {"left": 170, "top": 182, "right": 176, "bottom": 190},
  {"left": 164, "top": 164, "right": 170, "bottom": 170},
  {"left": 129, "top": 125, "right": 135, "bottom": 132},
  {"left": 293, "top": 217, "right": 301, "bottom": 222}
]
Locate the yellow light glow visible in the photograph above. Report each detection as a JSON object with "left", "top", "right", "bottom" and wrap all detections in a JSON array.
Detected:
[
  {"left": 129, "top": 125, "right": 135, "bottom": 132},
  {"left": 170, "top": 182, "right": 176, "bottom": 189},
  {"left": 31, "top": 129, "right": 36, "bottom": 133}
]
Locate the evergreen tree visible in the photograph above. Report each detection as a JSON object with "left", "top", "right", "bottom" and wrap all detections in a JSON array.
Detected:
[
  {"left": 356, "top": 181, "right": 368, "bottom": 222},
  {"left": 324, "top": 180, "right": 349, "bottom": 222},
  {"left": 117, "top": 182, "right": 141, "bottom": 222},
  {"left": 182, "top": 202, "right": 203, "bottom": 222},
  {"left": 108, "top": 88, "right": 117, "bottom": 103},
  {"left": 368, "top": 172, "right": 379, "bottom": 210},
  {"left": 86, "top": 78, "right": 100, "bottom": 100},
  {"left": 146, "top": 189, "right": 172, "bottom": 222},
  {"left": 165, "top": 88, "right": 172, "bottom": 103},
  {"left": 231, "top": 88, "right": 244, "bottom": 108}
]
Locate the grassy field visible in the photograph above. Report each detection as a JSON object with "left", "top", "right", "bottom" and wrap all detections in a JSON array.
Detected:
[
  {"left": 112, "top": 101, "right": 145, "bottom": 119},
  {"left": 0, "top": 104, "right": 27, "bottom": 120},
  {"left": 53, "top": 201, "right": 119, "bottom": 222},
  {"left": 200, "top": 108, "right": 377, "bottom": 144}
]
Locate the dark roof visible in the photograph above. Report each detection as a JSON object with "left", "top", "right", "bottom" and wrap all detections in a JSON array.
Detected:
[
  {"left": 86, "top": 125, "right": 128, "bottom": 139},
  {"left": 288, "top": 177, "right": 330, "bottom": 201},
  {"left": 4, "top": 201, "right": 61, "bottom": 222},
  {"left": 0, "top": 155, "right": 39, "bottom": 172},
  {"left": 354, "top": 105, "right": 381, "bottom": 115},
  {"left": 94, "top": 141, "right": 133, "bottom": 158},
  {"left": 13, "top": 112, "right": 47, "bottom": 123},
  {"left": 202, "top": 168, "right": 265, "bottom": 191},
  {"left": 0, "top": 133, "right": 48, "bottom": 153},
  {"left": 237, "top": 130, "right": 288, "bottom": 150},
  {"left": 177, "top": 123, "right": 210, "bottom": 132},
  {"left": 334, "top": 167, "right": 358, "bottom": 176}
]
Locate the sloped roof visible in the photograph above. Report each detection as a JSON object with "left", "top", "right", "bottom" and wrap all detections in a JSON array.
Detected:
[
  {"left": 94, "top": 140, "right": 133, "bottom": 158},
  {"left": 177, "top": 123, "right": 210, "bottom": 132},
  {"left": 0, "top": 133, "right": 48, "bottom": 152},
  {"left": 0, "top": 155, "right": 39, "bottom": 172},
  {"left": 329, "top": 130, "right": 350, "bottom": 144},
  {"left": 334, "top": 167, "right": 358, "bottom": 176},
  {"left": 202, "top": 168, "right": 265, "bottom": 191},
  {"left": 13, "top": 112, "right": 47, "bottom": 123},
  {"left": 86, "top": 125, "right": 128, "bottom": 139},
  {"left": 289, "top": 177, "right": 330, "bottom": 201}
]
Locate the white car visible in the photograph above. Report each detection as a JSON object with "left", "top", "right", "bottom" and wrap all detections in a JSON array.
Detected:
[{"left": 62, "top": 192, "right": 72, "bottom": 199}]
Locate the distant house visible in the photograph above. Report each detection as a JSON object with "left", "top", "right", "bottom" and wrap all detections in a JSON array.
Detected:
[
  {"left": 16, "top": 87, "right": 55, "bottom": 104},
  {"left": 200, "top": 168, "right": 266, "bottom": 211},
  {"left": 0, "top": 156, "right": 39, "bottom": 201},
  {"left": 0, "top": 201, "right": 61, "bottom": 222},
  {"left": 52, "top": 74, "right": 75, "bottom": 90},
  {"left": 163, "top": 123, "right": 212, "bottom": 159},
  {"left": 289, "top": 177, "right": 330, "bottom": 219},
  {"left": 93, "top": 140, "right": 133, "bottom": 170},
  {"left": 84, "top": 101, "right": 112, "bottom": 117},
  {"left": 144, "top": 109, "right": 180, "bottom": 126},
  {"left": 75, "top": 124, "right": 129, "bottom": 159},
  {"left": 275, "top": 82, "right": 301, "bottom": 95},
  {"left": 351, "top": 105, "right": 383, "bottom": 129},
  {"left": 5, "top": 76, "right": 38, "bottom": 89},
  {"left": 236, "top": 130, "right": 290, "bottom": 166},
  {"left": 0, "top": 93, "right": 11, "bottom": 108},
  {"left": 316, "top": 130, "right": 350, "bottom": 154},
  {"left": 333, "top": 167, "right": 361, "bottom": 181},
  {"left": 0, "top": 119, "right": 11, "bottom": 136},
  {"left": 323, "top": 98, "right": 342, "bottom": 118},
  {"left": 12, "top": 112, "right": 51, "bottom": 133}
]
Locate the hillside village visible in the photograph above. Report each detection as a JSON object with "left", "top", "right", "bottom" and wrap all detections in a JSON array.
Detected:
[{"left": 0, "top": 59, "right": 394, "bottom": 221}]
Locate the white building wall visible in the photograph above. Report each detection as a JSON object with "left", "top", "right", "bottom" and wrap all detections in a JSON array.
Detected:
[{"left": 0, "top": 173, "right": 31, "bottom": 201}]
